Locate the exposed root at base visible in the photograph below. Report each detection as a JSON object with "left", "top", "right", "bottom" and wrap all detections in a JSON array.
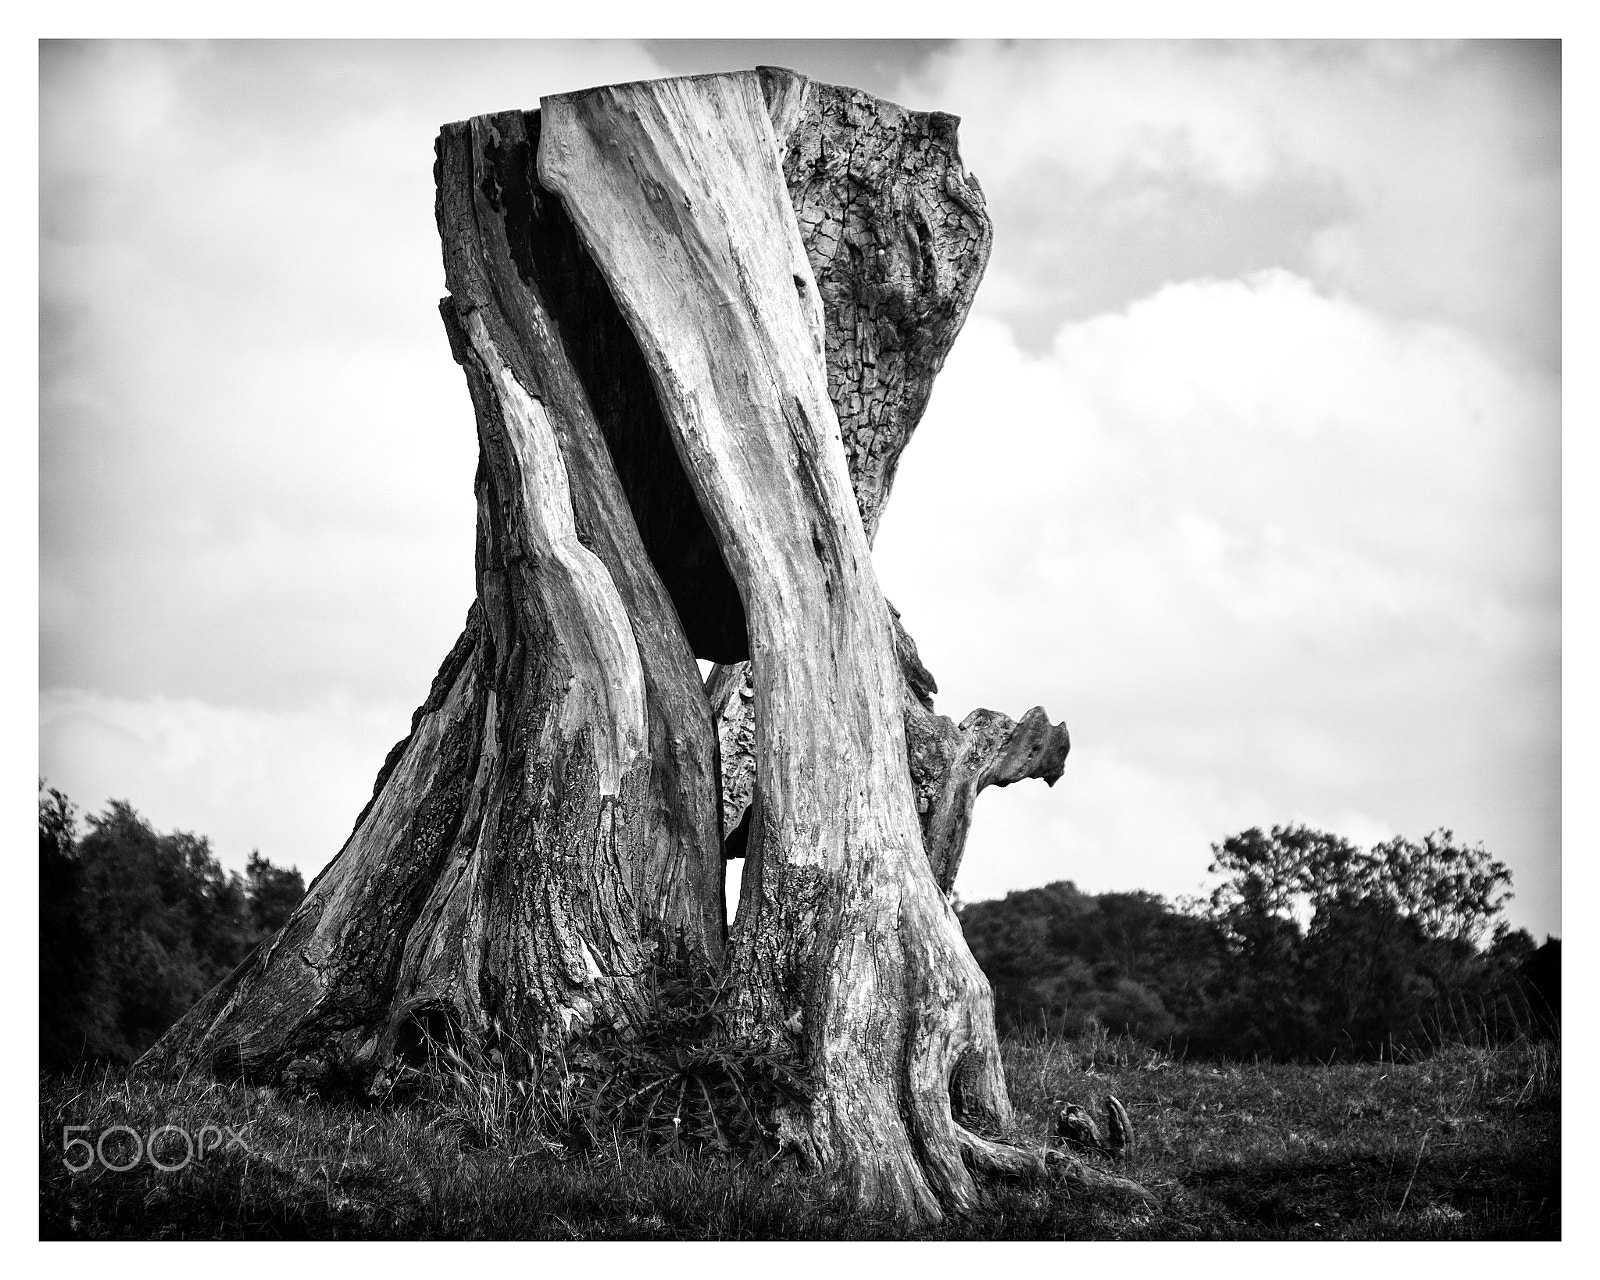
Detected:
[
  {"left": 954, "top": 1126, "right": 1048, "bottom": 1178},
  {"left": 954, "top": 1126, "right": 1156, "bottom": 1205}
]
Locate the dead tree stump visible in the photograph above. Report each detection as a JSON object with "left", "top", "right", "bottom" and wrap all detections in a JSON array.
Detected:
[{"left": 143, "top": 67, "right": 1079, "bottom": 1224}]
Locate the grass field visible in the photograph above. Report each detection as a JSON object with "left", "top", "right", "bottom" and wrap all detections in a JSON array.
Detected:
[{"left": 39, "top": 1032, "right": 1559, "bottom": 1241}]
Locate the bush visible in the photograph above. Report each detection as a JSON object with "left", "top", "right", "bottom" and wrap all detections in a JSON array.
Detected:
[
  {"left": 959, "top": 833, "right": 1557, "bottom": 1063},
  {"left": 39, "top": 783, "right": 305, "bottom": 1070}
]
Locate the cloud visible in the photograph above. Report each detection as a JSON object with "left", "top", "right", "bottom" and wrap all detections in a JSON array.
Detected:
[
  {"left": 894, "top": 40, "right": 1559, "bottom": 368},
  {"left": 40, "top": 40, "right": 670, "bottom": 709},
  {"left": 875, "top": 271, "right": 1558, "bottom": 932},
  {"left": 39, "top": 687, "right": 415, "bottom": 876}
]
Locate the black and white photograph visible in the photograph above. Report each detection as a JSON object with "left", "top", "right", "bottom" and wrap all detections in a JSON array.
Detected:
[{"left": 30, "top": 26, "right": 1570, "bottom": 1246}]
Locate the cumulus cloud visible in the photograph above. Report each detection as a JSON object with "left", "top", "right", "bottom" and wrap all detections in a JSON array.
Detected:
[
  {"left": 876, "top": 273, "right": 1558, "bottom": 927},
  {"left": 894, "top": 40, "right": 1559, "bottom": 368}
]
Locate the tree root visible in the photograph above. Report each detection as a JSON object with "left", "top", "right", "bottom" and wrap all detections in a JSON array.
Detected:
[
  {"left": 891, "top": 880, "right": 1154, "bottom": 1219},
  {"left": 1042, "top": 1145, "right": 1158, "bottom": 1204},
  {"left": 954, "top": 1126, "right": 1156, "bottom": 1204}
]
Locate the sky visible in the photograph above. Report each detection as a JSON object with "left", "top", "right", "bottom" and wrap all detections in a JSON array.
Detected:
[{"left": 37, "top": 39, "right": 1562, "bottom": 940}]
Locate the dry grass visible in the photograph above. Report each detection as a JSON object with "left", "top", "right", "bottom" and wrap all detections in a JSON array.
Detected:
[
  {"left": 40, "top": 1032, "right": 1558, "bottom": 1240},
  {"left": 1000, "top": 1029, "right": 1558, "bottom": 1239}
]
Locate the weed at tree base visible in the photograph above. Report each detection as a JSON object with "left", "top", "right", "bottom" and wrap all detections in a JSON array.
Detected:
[{"left": 372, "top": 944, "right": 809, "bottom": 1163}]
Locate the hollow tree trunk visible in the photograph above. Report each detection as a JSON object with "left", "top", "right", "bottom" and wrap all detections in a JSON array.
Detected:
[
  {"left": 143, "top": 67, "right": 1083, "bottom": 1223},
  {"left": 539, "top": 68, "right": 1074, "bottom": 1224}
]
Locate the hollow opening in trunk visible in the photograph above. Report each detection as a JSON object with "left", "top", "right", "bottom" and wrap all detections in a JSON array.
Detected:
[
  {"left": 723, "top": 806, "right": 753, "bottom": 861},
  {"left": 480, "top": 110, "right": 750, "bottom": 665},
  {"left": 395, "top": 1005, "right": 463, "bottom": 1069}
]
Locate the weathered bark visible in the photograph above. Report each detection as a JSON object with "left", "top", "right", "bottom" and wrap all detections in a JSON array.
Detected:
[
  {"left": 710, "top": 69, "right": 1070, "bottom": 901},
  {"left": 538, "top": 70, "right": 1075, "bottom": 1222},
  {"left": 904, "top": 693, "right": 1072, "bottom": 896},
  {"left": 759, "top": 67, "right": 991, "bottom": 543},
  {"left": 143, "top": 66, "right": 1089, "bottom": 1223},
  {"left": 145, "top": 103, "right": 731, "bottom": 1082},
  {"left": 713, "top": 615, "right": 1071, "bottom": 895}
]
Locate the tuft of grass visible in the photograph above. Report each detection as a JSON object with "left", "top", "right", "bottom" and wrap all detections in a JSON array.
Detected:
[
  {"left": 374, "top": 946, "right": 809, "bottom": 1161},
  {"left": 557, "top": 948, "right": 809, "bottom": 1157},
  {"left": 40, "top": 1031, "right": 1558, "bottom": 1240}
]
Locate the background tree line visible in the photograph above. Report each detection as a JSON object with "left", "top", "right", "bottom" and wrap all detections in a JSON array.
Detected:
[
  {"left": 40, "top": 783, "right": 1557, "bottom": 1071},
  {"left": 39, "top": 783, "right": 305, "bottom": 1070},
  {"left": 960, "top": 824, "right": 1559, "bottom": 1061}
]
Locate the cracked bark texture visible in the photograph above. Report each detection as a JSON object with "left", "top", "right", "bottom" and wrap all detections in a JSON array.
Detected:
[
  {"left": 759, "top": 67, "right": 991, "bottom": 542},
  {"left": 143, "top": 67, "right": 1081, "bottom": 1224}
]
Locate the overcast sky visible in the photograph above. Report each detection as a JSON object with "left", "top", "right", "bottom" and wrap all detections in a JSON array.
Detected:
[{"left": 38, "top": 39, "right": 1561, "bottom": 939}]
